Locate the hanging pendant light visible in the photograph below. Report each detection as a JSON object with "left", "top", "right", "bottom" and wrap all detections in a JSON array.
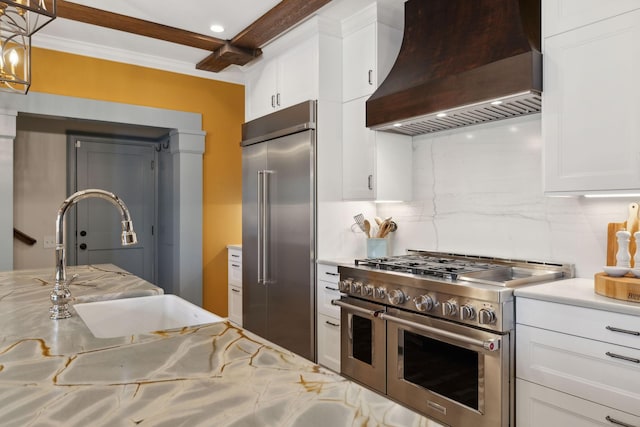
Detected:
[{"left": 0, "top": 0, "right": 56, "bottom": 94}]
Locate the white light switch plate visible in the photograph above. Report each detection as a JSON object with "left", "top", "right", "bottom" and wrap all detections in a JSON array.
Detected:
[{"left": 43, "top": 236, "right": 56, "bottom": 249}]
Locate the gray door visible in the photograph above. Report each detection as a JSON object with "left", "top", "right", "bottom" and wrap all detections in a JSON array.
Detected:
[{"left": 73, "top": 138, "right": 156, "bottom": 282}]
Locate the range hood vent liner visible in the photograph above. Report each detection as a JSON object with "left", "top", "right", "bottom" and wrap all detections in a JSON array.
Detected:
[{"left": 366, "top": 0, "right": 541, "bottom": 136}]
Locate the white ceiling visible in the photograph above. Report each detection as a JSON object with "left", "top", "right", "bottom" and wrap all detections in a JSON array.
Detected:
[{"left": 33, "top": 0, "right": 405, "bottom": 85}]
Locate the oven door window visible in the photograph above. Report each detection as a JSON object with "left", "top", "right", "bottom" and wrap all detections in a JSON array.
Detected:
[
  {"left": 351, "top": 314, "right": 373, "bottom": 364},
  {"left": 401, "top": 330, "right": 480, "bottom": 411}
]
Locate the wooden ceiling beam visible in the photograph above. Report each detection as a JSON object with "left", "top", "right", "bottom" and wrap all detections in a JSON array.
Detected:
[
  {"left": 44, "top": 0, "right": 334, "bottom": 73},
  {"left": 198, "top": 0, "right": 333, "bottom": 72},
  {"left": 232, "top": 0, "right": 333, "bottom": 49},
  {"left": 49, "top": 0, "right": 226, "bottom": 51}
]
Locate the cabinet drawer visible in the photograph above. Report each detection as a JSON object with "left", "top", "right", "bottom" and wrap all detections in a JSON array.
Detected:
[
  {"left": 317, "top": 313, "right": 341, "bottom": 372},
  {"left": 228, "top": 261, "right": 242, "bottom": 286},
  {"left": 317, "top": 281, "right": 341, "bottom": 318},
  {"left": 228, "top": 248, "right": 242, "bottom": 263},
  {"left": 517, "top": 298, "right": 640, "bottom": 349},
  {"left": 317, "top": 263, "right": 340, "bottom": 284},
  {"left": 517, "top": 378, "right": 640, "bottom": 427},
  {"left": 517, "top": 324, "right": 640, "bottom": 416}
]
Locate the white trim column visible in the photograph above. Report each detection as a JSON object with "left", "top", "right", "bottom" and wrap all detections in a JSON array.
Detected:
[
  {"left": 0, "top": 109, "right": 17, "bottom": 271},
  {"left": 169, "top": 129, "right": 205, "bottom": 306}
]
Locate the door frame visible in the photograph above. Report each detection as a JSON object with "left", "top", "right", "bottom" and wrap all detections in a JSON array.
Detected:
[
  {"left": 0, "top": 91, "right": 206, "bottom": 306},
  {"left": 66, "top": 133, "right": 161, "bottom": 282}
]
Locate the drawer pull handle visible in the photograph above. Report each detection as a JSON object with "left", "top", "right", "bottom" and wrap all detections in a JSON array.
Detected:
[
  {"left": 231, "top": 254, "right": 240, "bottom": 258},
  {"left": 231, "top": 288, "right": 240, "bottom": 293},
  {"left": 231, "top": 264, "right": 240, "bottom": 268},
  {"left": 606, "top": 415, "right": 638, "bottom": 427},
  {"left": 605, "top": 351, "right": 640, "bottom": 364},
  {"left": 606, "top": 326, "right": 640, "bottom": 336},
  {"left": 325, "top": 272, "right": 339, "bottom": 276},
  {"left": 325, "top": 320, "right": 339, "bottom": 327},
  {"left": 325, "top": 286, "right": 339, "bottom": 291}
]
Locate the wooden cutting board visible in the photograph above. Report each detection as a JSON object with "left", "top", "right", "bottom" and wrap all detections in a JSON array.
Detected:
[{"left": 594, "top": 272, "right": 640, "bottom": 303}]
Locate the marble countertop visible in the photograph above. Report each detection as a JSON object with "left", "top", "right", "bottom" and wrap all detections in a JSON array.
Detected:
[
  {"left": 514, "top": 278, "right": 640, "bottom": 316},
  {"left": 0, "top": 264, "right": 440, "bottom": 426}
]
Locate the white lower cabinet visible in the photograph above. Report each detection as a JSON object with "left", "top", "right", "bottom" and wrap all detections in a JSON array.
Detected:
[
  {"left": 516, "top": 297, "right": 640, "bottom": 426},
  {"left": 227, "top": 247, "right": 242, "bottom": 326},
  {"left": 517, "top": 379, "right": 640, "bottom": 427},
  {"left": 317, "top": 313, "right": 341, "bottom": 371},
  {"left": 316, "top": 263, "right": 341, "bottom": 371}
]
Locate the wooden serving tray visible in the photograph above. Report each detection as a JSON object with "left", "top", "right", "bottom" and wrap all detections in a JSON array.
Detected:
[{"left": 594, "top": 272, "right": 640, "bottom": 303}]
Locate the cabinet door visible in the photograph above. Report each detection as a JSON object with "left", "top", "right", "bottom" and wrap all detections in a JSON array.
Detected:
[
  {"left": 343, "top": 24, "right": 377, "bottom": 102},
  {"left": 516, "top": 379, "right": 640, "bottom": 427},
  {"left": 317, "top": 313, "right": 341, "bottom": 372},
  {"left": 544, "top": 10, "right": 640, "bottom": 194},
  {"left": 228, "top": 284, "right": 242, "bottom": 326},
  {"left": 246, "top": 59, "right": 278, "bottom": 121},
  {"left": 277, "top": 37, "right": 318, "bottom": 110},
  {"left": 544, "top": 0, "right": 640, "bottom": 37},
  {"left": 343, "top": 96, "right": 375, "bottom": 200}
]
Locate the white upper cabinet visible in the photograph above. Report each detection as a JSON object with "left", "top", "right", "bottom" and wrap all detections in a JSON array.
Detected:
[
  {"left": 543, "top": 3, "right": 640, "bottom": 194},
  {"left": 244, "top": 17, "right": 341, "bottom": 121},
  {"left": 544, "top": 0, "right": 640, "bottom": 37},
  {"left": 342, "top": 3, "right": 403, "bottom": 103},
  {"left": 342, "top": 96, "right": 412, "bottom": 201},
  {"left": 341, "top": 3, "right": 411, "bottom": 202}
]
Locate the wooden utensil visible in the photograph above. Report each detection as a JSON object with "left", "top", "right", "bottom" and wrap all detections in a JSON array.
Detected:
[
  {"left": 378, "top": 220, "right": 391, "bottom": 238},
  {"left": 363, "top": 219, "right": 371, "bottom": 238}
]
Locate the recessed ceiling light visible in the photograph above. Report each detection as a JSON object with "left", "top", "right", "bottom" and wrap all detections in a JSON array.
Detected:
[
  {"left": 210, "top": 24, "right": 225, "bottom": 33},
  {"left": 436, "top": 112, "right": 447, "bottom": 118}
]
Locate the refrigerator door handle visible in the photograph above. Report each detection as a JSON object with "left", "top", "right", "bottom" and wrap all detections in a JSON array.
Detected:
[{"left": 257, "top": 170, "right": 272, "bottom": 285}]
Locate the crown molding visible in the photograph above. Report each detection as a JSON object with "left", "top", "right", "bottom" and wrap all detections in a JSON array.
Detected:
[{"left": 32, "top": 34, "right": 246, "bottom": 86}]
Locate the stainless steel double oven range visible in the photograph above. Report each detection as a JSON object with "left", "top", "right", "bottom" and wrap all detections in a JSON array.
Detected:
[{"left": 333, "top": 250, "right": 573, "bottom": 427}]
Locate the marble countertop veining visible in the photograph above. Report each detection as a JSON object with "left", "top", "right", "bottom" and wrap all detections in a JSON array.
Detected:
[
  {"left": 514, "top": 278, "right": 640, "bottom": 316},
  {"left": 0, "top": 264, "right": 440, "bottom": 427}
]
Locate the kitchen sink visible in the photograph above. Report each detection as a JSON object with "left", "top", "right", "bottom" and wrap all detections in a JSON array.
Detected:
[{"left": 74, "top": 294, "right": 224, "bottom": 338}]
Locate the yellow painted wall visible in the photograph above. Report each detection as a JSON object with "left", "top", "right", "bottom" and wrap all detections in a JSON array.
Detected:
[{"left": 30, "top": 47, "right": 244, "bottom": 315}]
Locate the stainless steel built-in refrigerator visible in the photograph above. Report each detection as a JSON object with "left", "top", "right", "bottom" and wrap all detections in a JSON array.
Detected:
[{"left": 241, "top": 100, "right": 316, "bottom": 361}]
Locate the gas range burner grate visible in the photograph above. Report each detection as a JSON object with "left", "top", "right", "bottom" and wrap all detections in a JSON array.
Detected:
[{"left": 355, "top": 254, "right": 501, "bottom": 280}]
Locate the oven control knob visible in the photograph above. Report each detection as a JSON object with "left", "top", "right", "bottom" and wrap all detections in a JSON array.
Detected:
[
  {"left": 351, "top": 281, "right": 363, "bottom": 294},
  {"left": 375, "top": 287, "right": 386, "bottom": 299},
  {"left": 479, "top": 308, "right": 497, "bottom": 325},
  {"left": 339, "top": 279, "right": 352, "bottom": 292},
  {"left": 414, "top": 295, "right": 434, "bottom": 312},
  {"left": 388, "top": 289, "right": 406, "bottom": 305},
  {"left": 442, "top": 300, "right": 458, "bottom": 317},
  {"left": 363, "top": 284, "right": 374, "bottom": 296},
  {"left": 460, "top": 304, "right": 476, "bottom": 320}
]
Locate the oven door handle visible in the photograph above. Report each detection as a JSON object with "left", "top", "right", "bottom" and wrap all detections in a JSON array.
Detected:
[
  {"left": 382, "top": 313, "right": 501, "bottom": 352},
  {"left": 331, "top": 299, "right": 383, "bottom": 318}
]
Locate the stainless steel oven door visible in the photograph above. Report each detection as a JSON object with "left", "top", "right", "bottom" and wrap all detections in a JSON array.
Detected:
[
  {"left": 384, "top": 307, "right": 510, "bottom": 427},
  {"left": 332, "top": 296, "right": 386, "bottom": 393}
]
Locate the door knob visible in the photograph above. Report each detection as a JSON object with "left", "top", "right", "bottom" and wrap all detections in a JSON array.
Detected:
[
  {"left": 79, "top": 243, "right": 87, "bottom": 250},
  {"left": 80, "top": 230, "right": 87, "bottom": 236}
]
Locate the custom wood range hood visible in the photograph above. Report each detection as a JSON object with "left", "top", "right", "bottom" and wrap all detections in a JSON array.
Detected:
[{"left": 366, "top": 0, "right": 542, "bottom": 136}]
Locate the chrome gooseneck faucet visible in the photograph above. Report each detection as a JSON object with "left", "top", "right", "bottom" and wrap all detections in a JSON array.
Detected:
[{"left": 50, "top": 189, "right": 138, "bottom": 320}]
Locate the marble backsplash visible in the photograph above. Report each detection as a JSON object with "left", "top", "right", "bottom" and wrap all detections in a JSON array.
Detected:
[{"left": 377, "top": 114, "right": 633, "bottom": 278}]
